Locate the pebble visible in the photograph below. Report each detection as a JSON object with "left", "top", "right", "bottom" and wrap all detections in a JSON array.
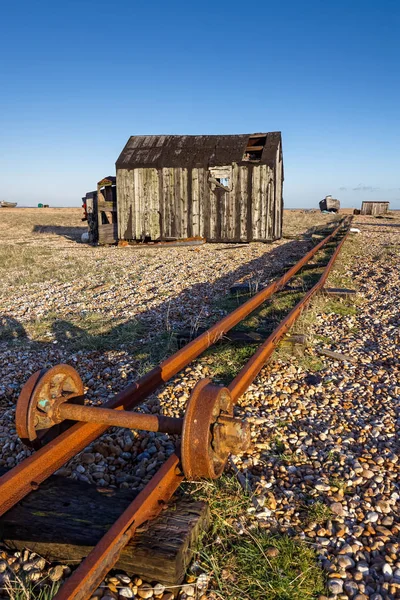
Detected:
[
  {"left": 328, "top": 578, "right": 343, "bottom": 594},
  {"left": 118, "top": 588, "right": 134, "bottom": 598},
  {"left": 137, "top": 583, "right": 154, "bottom": 598}
]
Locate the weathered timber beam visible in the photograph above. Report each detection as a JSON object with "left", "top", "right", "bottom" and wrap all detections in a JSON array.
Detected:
[
  {"left": 0, "top": 470, "right": 209, "bottom": 587},
  {"left": 316, "top": 348, "right": 357, "bottom": 364},
  {"left": 323, "top": 287, "right": 357, "bottom": 298}
]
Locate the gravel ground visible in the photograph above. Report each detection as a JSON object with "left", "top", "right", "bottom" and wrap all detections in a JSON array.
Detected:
[{"left": 0, "top": 210, "right": 399, "bottom": 599}]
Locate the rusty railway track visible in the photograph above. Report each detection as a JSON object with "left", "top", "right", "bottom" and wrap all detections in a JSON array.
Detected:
[{"left": 0, "top": 218, "right": 351, "bottom": 600}]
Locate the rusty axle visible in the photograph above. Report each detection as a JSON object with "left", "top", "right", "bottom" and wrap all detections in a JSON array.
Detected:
[
  {"left": 0, "top": 219, "right": 352, "bottom": 600},
  {"left": 58, "top": 404, "right": 183, "bottom": 435}
]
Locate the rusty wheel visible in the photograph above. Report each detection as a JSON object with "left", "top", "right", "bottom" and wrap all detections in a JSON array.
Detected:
[
  {"left": 181, "top": 378, "right": 234, "bottom": 480},
  {"left": 16, "top": 364, "right": 84, "bottom": 449}
]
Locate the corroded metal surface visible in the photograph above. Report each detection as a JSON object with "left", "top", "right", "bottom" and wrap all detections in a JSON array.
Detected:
[
  {"left": 228, "top": 229, "right": 350, "bottom": 402},
  {"left": 58, "top": 403, "right": 183, "bottom": 435},
  {"left": 0, "top": 219, "right": 352, "bottom": 600},
  {"left": 15, "top": 365, "right": 84, "bottom": 449},
  {"left": 181, "top": 378, "right": 249, "bottom": 479},
  {"left": 53, "top": 455, "right": 184, "bottom": 600},
  {"left": 0, "top": 220, "right": 348, "bottom": 519}
]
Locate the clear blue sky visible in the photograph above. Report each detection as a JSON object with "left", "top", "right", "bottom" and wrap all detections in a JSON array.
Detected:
[{"left": 1, "top": 0, "right": 399, "bottom": 208}]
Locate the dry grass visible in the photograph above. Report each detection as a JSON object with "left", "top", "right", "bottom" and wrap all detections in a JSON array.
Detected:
[
  {"left": 282, "top": 209, "right": 341, "bottom": 239},
  {"left": 184, "top": 477, "right": 326, "bottom": 600},
  {"left": 0, "top": 208, "right": 85, "bottom": 245},
  {"left": 0, "top": 208, "right": 89, "bottom": 287}
]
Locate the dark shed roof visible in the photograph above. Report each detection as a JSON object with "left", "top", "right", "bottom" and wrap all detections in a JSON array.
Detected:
[{"left": 116, "top": 133, "right": 282, "bottom": 170}]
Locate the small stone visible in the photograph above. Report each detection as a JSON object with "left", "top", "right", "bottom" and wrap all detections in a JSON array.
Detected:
[
  {"left": 356, "top": 561, "right": 369, "bottom": 575},
  {"left": 116, "top": 574, "right": 131, "bottom": 584},
  {"left": 82, "top": 453, "right": 96, "bottom": 464},
  {"left": 137, "top": 583, "right": 153, "bottom": 598},
  {"left": 153, "top": 584, "right": 165, "bottom": 595},
  {"left": 362, "top": 469, "right": 374, "bottom": 479},
  {"left": 328, "top": 578, "right": 343, "bottom": 594},
  {"left": 266, "top": 546, "right": 280, "bottom": 557},
  {"left": 182, "top": 585, "right": 195, "bottom": 596},
  {"left": 118, "top": 587, "right": 134, "bottom": 598},
  {"left": 49, "top": 565, "right": 65, "bottom": 581},
  {"left": 344, "top": 581, "right": 359, "bottom": 595},
  {"left": 27, "top": 570, "right": 42, "bottom": 581},
  {"left": 315, "top": 483, "right": 330, "bottom": 492},
  {"left": 162, "top": 594, "right": 174, "bottom": 600},
  {"left": 330, "top": 502, "right": 344, "bottom": 516},
  {"left": 382, "top": 563, "right": 393, "bottom": 578},
  {"left": 337, "top": 555, "right": 354, "bottom": 569},
  {"left": 365, "top": 511, "right": 379, "bottom": 523}
]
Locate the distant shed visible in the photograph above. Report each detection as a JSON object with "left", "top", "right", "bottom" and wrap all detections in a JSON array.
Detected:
[
  {"left": 115, "top": 133, "right": 283, "bottom": 243},
  {"left": 361, "top": 201, "right": 389, "bottom": 216}
]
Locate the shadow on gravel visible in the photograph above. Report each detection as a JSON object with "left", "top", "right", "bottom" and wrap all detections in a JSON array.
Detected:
[
  {"left": 361, "top": 222, "right": 400, "bottom": 228},
  {"left": 0, "top": 223, "right": 340, "bottom": 403},
  {"left": 32, "top": 224, "right": 86, "bottom": 241},
  {"left": 1, "top": 237, "right": 315, "bottom": 344}
]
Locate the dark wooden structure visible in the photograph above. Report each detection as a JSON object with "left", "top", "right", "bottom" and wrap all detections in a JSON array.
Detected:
[
  {"left": 360, "top": 201, "right": 389, "bottom": 216},
  {"left": 319, "top": 195, "right": 340, "bottom": 213},
  {"left": 82, "top": 177, "right": 117, "bottom": 244},
  {"left": 96, "top": 176, "right": 117, "bottom": 244},
  {"left": 0, "top": 470, "right": 209, "bottom": 586},
  {"left": 116, "top": 133, "right": 284, "bottom": 243}
]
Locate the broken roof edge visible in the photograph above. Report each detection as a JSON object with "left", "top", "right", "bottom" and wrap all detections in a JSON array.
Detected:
[{"left": 116, "top": 132, "right": 282, "bottom": 170}]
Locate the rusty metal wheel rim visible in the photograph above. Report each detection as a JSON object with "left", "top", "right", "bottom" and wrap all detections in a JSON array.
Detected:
[
  {"left": 181, "top": 377, "right": 233, "bottom": 480},
  {"left": 16, "top": 364, "right": 84, "bottom": 449}
]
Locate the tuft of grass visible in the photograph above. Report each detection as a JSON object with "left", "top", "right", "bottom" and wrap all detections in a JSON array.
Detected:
[
  {"left": 230, "top": 533, "right": 325, "bottom": 600},
  {"left": 0, "top": 244, "right": 88, "bottom": 286},
  {"left": 201, "top": 343, "right": 258, "bottom": 384},
  {"left": 270, "top": 435, "right": 286, "bottom": 456},
  {"left": 315, "top": 334, "right": 333, "bottom": 344},
  {"left": 304, "top": 501, "right": 333, "bottom": 525},
  {"left": 275, "top": 343, "right": 325, "bottom": 372},
  {"left": 323, "top": 299, "right": 357, "bottom": 316},
  {"left": 4, "top": 574, "right": 61, "bottom": 600},
  {"left": 186, "top": 477, "right": 326, "bottom": 600},
  {"left": 329, "top": 477, "right": 347, "bottom": 492},
  {"left": 22, "top": 312, "right": 147, "bottom": 352}
]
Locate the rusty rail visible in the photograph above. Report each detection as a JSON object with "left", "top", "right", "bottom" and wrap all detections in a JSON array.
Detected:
[
  {"left": 0, "top": 219, "right": 351, "bottom": 600},
  {"left": 52, "top": 224, "right": 351, "bottom": 600},
  {"left": 55, "top": 455, "right": 184, "bottom": 600},
  {"left": 0, "top": 219, "right": 348, "bottom": 517}
]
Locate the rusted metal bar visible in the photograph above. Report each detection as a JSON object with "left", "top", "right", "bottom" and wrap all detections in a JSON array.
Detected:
[
  {"left": 0, "top": 220, "right": 348, "bottom": 517},
  {"left": 51, "top": 227, "right": 351, "bottom": 600},
  {"left": 54, "top": 455, "right": 184, "bottom": 600},
  {"left": 1, "top": 222, "right": 351, "bottom": 600},
  {"left": 228, "top": 230, "right": 349, "bottom": 401},
  {"left": 58, "top": 404, "right": 183, "bottom": 435}
]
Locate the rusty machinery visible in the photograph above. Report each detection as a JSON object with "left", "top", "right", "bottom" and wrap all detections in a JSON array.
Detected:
[
  {"left": 0, "top": 218, "right": 352, "bottom": 600},
  {"left": 16, "top": 365, "right": 250, "bottom": 481}
]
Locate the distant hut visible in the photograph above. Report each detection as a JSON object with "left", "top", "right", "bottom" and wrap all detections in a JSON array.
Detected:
[
  {"left": 115, "top": 133, "right": 284, "bottom": 244},
  {"left": 319, "top": 195, "right": 340, "bottom": 213},
  {"left": 360, "top": 201, "right": 389, "bottom": 216}
]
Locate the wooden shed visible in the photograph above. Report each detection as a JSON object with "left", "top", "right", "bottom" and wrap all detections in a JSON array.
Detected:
[
  {"left": 115, "top": 133, "right": 283, "bottom": 243},
  {"left": 360, "top": 201, "right": 389, "bottom": 216}
]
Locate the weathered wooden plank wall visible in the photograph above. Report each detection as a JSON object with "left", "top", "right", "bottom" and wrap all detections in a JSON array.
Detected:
[
  {"left": 360, "top": 202, "right": 389, "bottom": 216},
  {"left": 117, "top": 149, "right": 282, "bottom": 243}
]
